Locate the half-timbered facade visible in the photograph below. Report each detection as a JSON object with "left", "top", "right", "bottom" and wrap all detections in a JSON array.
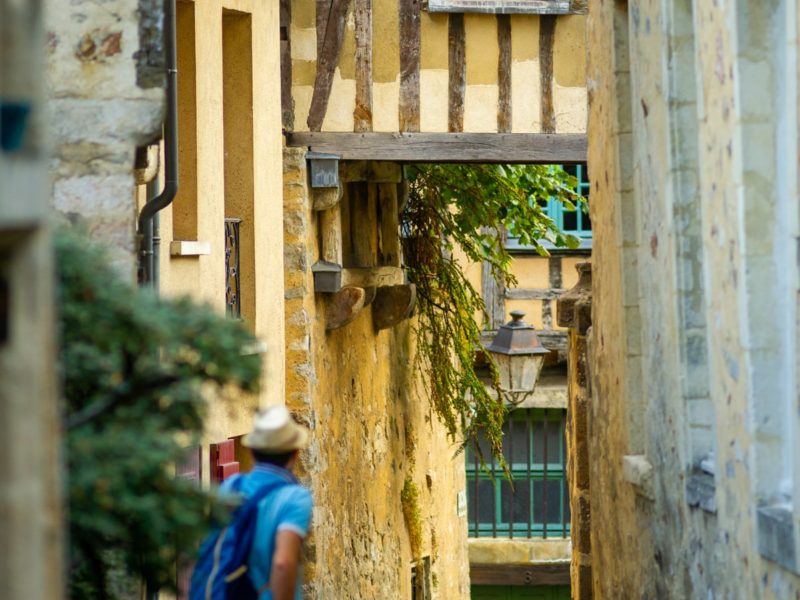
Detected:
[
  {"left": 282, "top": 0, "right": 587, "bottom": 161},
  {"left": 279, "top": 2, "right": 588, "bottom": 598}
]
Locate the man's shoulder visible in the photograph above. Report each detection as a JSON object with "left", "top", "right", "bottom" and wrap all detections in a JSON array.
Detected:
[{"left": 273, "top": 482, "right": 312, "bottom": 509}]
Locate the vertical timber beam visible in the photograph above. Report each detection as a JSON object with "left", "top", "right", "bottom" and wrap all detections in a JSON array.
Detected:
[
  {"left": 308, "top": 0, "right": 352, "bottom": 131},
  {"left": 320, "top": 203, "right": 343, "bottom": 264},
  {"left": 448, "top": 13, "right": 466, "bottom": 133},
  {"left": 280, "top": 0, "right": 293, "bottom": 130},
  {"left": 538, "top": 15, "right": 557, "bottom": 134},
  {"left": 496, "top": 14, "right": 512, "bottom": 133},
  {"left": 399, "top": 0, "right": 421, "bottom": 132},
  {"left": 353, "top": 0, "right": 373, "bottom": 132},
  {"left": 378, "top": 183, "right": 401, "bottom": 266},
  {"left": 481, "top": 227, "right": 506, "bottom": 329}
]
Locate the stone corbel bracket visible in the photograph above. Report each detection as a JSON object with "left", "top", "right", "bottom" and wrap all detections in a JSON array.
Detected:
[{"left": 556, "top": 261, "right": 592, "bottom": 334}]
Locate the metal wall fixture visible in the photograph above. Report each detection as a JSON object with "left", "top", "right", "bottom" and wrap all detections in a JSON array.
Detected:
[
  {"left": 224, "top": 218, "right": 241, "bottom": 319},
  {"left": 306, "top": 151, "right": 340, "bottom": 188},
  {"left": 486, "top": 310, "right": 550, "bottom": 406}
]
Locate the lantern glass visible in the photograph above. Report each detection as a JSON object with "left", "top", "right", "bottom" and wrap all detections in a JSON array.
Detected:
[
  {"left": 494, "top": 352, "right": 546, "bottom": 392},
  {"left": 487, "top": 310, "right": 549, "bottom": 394}
]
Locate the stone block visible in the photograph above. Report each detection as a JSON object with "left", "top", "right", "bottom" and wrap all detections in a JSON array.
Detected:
[
  {"left": 682, "top": 329, "right": 710, "bottom": 398},
  {"left": 621, "top": 454, "right": 654, "bottom": 500},
  {"left": 284, "top": 243, "right": 308, "bottom": 273},
  {"left": 757, "top": 505, "right": 798, "bottom": 574}
]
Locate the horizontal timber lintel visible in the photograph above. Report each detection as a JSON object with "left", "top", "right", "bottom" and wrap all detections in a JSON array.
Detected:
[
  {"left": 469, "top": 562, "right": 570, "bottom": 586},
  {"left": 285, "top": 132, "right": 587, "bottom": 164}
]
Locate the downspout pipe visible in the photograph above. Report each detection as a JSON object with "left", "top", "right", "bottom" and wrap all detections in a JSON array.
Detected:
[{"left": 139, "top": 0, "right": 178, "bottom": 288}]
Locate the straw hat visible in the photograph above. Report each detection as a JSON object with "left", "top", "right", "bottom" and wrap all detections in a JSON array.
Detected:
[{"left": 242, "top": 406, "right": 309, "bottom": 452}]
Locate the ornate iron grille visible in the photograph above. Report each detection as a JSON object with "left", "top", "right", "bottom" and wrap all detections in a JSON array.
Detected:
[
  {"left": 466, "top": 408, "right": 570, "bottom": 539},
  {"left": 224, "top": 218, "right": 241, "bottom": 319}
]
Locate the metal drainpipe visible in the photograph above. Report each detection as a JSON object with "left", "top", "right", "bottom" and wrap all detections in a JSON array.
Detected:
[{"left": 139, "top": 0, "right": 178, "bottom": 288}]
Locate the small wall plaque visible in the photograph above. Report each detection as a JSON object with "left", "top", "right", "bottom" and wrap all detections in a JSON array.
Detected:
[{"left": 423, "top": 0, "right": 574, "bottom": 14}]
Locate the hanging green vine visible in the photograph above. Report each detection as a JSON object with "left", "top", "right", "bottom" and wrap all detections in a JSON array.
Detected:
[{"left": 401, "top": 163, "right": 580, "bottom": 471}]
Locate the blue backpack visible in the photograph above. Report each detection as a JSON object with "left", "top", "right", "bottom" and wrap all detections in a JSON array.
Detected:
[{"left": 189, "top": 476, "right": 288, "bottom": 600}]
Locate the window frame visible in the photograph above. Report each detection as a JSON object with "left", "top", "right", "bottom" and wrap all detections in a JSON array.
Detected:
[
  {"left": 466, "top": 408, "right": 570, "bottom": 539},
  {"left": 506, "top": 163, "right": 592, "bottom": 253}
]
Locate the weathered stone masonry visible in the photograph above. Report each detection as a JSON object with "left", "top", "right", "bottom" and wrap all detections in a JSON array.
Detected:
[
  {"left": 46, "top": 0, "right": 165, "bottom": 274},
  {"left": 283, "top": 147, "right": 470, "bottom": 600}
]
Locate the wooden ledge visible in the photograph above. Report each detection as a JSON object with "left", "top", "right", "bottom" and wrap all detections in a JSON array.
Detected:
[
  {"left": 469, "top": 562, "right": 570, "bottom": 586},
  {"left": 170, "top": 241, "right": 211, "bottom": 257},
  {"left": 286, "top": 132, "right": 587, "bottom": 163}
]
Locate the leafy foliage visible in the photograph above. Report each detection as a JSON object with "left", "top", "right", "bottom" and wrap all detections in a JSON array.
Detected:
[
  {"left": 402, "top": 164, "right": 579, "bottom": 470},
  {"left": 58, "top": 231, "right": 261, "bottom": 598}
]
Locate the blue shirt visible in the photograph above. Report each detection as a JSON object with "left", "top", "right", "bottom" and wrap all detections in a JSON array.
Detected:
[{"left": 221, "top": 464, "right": 313, "bottom": 600}]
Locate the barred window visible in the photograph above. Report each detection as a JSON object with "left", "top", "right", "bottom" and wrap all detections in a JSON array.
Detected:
[{"left": 466, "top": 408, "right": 570, "bottom": 539}]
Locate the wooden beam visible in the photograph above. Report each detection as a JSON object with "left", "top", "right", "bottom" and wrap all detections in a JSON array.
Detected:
[
  {"left": 496, "top": 14, "right": 512, "bottom": 133},
  {"left": 308, "top": 0, "right": 352, "bottom": 131},
  {"left": 399, "top": 0, "right": 421, "bottom": 132},
  {"left": 339, "top": 266, "right": 404, "bottom": 289},
  {"left": 349, "top": 182, "right": 377, "bottom": 266},
  {"left": 325, "top": 286, "right": 366, "bottom": 330},
  {"left": 448, "top": 13, "right": 466, "bottom": 132},
  {"left": 469, "top": 562, "right": 570, "bottom": 586},
  {"left": 505, "top": 287, "right": 566, "bottom": 301},
  {"left": 280, "top": 0, "right": 293, "bottom": 130},
  {"left": 481, "top": 228, "right": 505, "bottom": 329},
  {"left": 539, "top": 15, "right": 557, "bottom": 134},
  {"left": 353, "top": 0, "right": 373, "bottom": 132},
  {"left": 340, "top": 161, "right": 402, "bottom": 182},
  {"left": 313, "top": 185, "right": 342, "bottom": 210},
  {"left": 320, "top": 204, "right": 343, "bottom": 263},
  {"left": 285, "top": 132, "right": 588, "bottom": 163},
  {"left": 378, "top": 182, "right": 401, "bottom": 266},
  {"left": 373, "top": 284, "right": 416, "bottom": 330}
]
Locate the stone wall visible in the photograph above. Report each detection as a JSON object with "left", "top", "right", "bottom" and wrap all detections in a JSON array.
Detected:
[
  {"left": 1, "top": 3, "right": 62, "bottom": 598},
  {"left": 586, "top": 0, "right": 800, "bottom": 598},
  {"left": 557, "top": 262, "right": 591, "bottom": 600},
  {"left": 283, "top": 147, "right": 470, "bottom": 599},
  {"left": 45, "top": 0, "right": 165, "bottom": 276}
]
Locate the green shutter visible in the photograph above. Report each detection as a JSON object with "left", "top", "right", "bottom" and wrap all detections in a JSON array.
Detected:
[{"left": 471, "top": 586, "right": 571, "bottom": 600}]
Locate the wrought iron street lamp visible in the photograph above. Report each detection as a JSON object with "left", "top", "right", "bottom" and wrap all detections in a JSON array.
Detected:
[{"left": 486, "top": 310, "right": 549, "bottom": 404}]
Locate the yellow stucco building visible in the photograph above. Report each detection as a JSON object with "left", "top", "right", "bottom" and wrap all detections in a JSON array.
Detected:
[
  {"left": 278, "top": 1, "right": 589, "bottom": 598},
  {"left": 135, "top": 0, "right": 287, "bottom": 483}
]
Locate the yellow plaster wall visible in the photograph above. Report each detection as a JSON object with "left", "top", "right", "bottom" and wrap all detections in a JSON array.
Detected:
[
  {"left": 512, "top": 256, "right": 550, "bottom": 288},
  {"left": 151, "top": 0, "right": 286, "bottom": 465},
  {"left": 290, "top": 4, "right": 587, "bottom": 134},
  {"left": 283, "top": 149, "right": 471, "bottom": 599}
]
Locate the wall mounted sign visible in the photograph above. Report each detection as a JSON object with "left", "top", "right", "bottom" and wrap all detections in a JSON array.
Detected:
[{"left": 423, "top": 0, "right": 579, "bottom": 14}]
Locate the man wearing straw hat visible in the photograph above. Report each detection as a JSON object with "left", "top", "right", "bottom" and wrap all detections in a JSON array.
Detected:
[{"left": 222, "top": 405, "right": 312, "bottom": 600}]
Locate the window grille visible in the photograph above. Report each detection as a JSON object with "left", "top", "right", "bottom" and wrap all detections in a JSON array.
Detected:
[
  {"left": 466, "top": 408, "right": 570, "bottom": 539},
  {"left": 224, "top": 218, "right": 241, "bottom": 319}
]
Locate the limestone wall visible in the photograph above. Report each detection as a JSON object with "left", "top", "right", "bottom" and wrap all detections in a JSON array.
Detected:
[
  {"left": 283, "top": 147, "right": 471, "bottom": 599},
  {"left": 45, "top": 0, "right": 165, "bottom": 275},
  {"left": 1, "top": 3, "right": 62, "bottom": 599},
  {"left": 586, "top": 0, "right": 800, "bottom": 597}
]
